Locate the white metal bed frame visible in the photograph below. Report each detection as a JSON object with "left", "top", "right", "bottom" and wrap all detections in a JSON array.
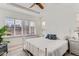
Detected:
[{"left": 24, "top": 41, "right": 48, "bottom": 56}]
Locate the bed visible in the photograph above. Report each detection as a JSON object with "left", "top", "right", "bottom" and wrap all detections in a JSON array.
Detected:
[{"left": 23, "top": 37, "right": 68, "bottom": 56}]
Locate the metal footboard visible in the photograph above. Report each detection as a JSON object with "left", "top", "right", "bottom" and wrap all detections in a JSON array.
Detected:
[{"left": 24, "top": 41, "right": 48, "bottom": 56}]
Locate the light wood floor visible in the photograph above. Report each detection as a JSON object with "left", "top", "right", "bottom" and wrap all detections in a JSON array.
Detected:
[{"left": 6, "top": 45, "right": 75, "bottom": 56}]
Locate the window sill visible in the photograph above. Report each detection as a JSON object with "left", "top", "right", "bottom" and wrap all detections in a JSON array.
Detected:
[{"left": 2, "top": 35, "right": 40, "bottom": 39}]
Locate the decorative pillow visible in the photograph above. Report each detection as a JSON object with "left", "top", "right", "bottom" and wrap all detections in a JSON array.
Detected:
[
  {"left": 72, "top": 32, "right": 78, "bottom": 40},
  {"left": 45, "top": 34, "right": 50, "bottom": 39},
  {"left": 45, "top": 34, "right": 57, "bottom": 40},
  {"left": 50, "top": 34, "right": 57, "bottom": 40}
]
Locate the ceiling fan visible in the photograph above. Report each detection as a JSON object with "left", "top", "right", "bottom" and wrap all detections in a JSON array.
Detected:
[{"left": 30, "top": 3, "right": 44, "bottom": 9}]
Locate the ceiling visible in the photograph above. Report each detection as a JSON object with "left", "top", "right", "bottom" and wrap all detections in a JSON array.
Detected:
[
  {"left": 0, "top": 3, "right": 41, "bottom": 17},
  {"left": 15, "top": 3, "right": 33, "bottom": 8},
  {"left": 1, "top": 3, "right": 79, "bottom": 18}
]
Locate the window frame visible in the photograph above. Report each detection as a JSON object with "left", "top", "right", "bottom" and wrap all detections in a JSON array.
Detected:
[{"left": 5, "top": 17, "right": 37, "bottom": 37}]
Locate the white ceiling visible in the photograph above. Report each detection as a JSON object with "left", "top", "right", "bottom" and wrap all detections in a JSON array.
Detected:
[
  {"left": 1, "top": 3, "right": 79, "bottom": 18},
  {"left": 10, "top": 3, "right": 43, "bottom": 13},
  {"left": 0, "top": 3, "right": 41, "bottom": 18},
  {"left": 15, "top": 3, "right": 33, "bottom": 8}
]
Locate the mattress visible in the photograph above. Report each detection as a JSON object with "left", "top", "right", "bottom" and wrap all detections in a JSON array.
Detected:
[{"left": 24, "top": 37, "right": 68, "bottom": 56}]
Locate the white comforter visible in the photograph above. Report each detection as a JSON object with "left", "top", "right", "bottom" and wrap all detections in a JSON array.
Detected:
[{"left": 24, "top": 37, "right": 68, "bottom": 56}]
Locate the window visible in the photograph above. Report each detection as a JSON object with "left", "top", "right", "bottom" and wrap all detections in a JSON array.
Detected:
[
  {"left": 15, "top": 20, "right": 22, "bottom": 35},
  {"left": 5, "top": 17, "right": 36, "bottom": 36},
  {"left": 6, "top": 18, "right": 14, "bottom": 36},
  {"left": 23, "top": 21, "right": 29, "bottom": 35}
]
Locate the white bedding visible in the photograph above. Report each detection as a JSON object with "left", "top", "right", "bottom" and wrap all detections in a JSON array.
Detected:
[{"left": 24, "top": 37, "right": 68, "bottom": 56}]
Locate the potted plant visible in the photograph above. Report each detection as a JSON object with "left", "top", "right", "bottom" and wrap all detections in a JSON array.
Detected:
[{"left": 0, "top": 26, "right": 9, "bottom": 44}]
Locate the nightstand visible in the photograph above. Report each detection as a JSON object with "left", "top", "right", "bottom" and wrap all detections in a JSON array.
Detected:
[{"left": 0, "top": 44, "right": 8, "bottom": 56}]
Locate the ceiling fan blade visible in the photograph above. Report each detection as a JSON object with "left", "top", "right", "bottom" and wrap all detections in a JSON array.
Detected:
[
  {"left": 29, "top": 3, "right": 44, "bottom": 9},
  {"left": 29, "top": 3, "right": 36, "bottom": 8},
  {"left": 36, "top": 3, "right": 44, "bottom": 9}
]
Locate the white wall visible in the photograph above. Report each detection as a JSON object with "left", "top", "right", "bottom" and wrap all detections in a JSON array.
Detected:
[{"left": 43, "top": 4, "right": 76, "bottom": 39}]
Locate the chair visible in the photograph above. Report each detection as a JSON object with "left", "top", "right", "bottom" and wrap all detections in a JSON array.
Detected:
[{"left": 69, "top": 39, "right": 79, "bottom": 55}]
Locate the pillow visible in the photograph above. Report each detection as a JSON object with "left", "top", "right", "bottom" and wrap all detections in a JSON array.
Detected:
[
  {"left": 72, "top": 32, "right": 78, "bottom": 40},
  {"left": 45, "top": 34, "right": 57, "bottom": 40},
  {"left": 45, "top": 34, "right": 50, "bottom": 39},
  {"left": 50, "top": 34, "right": 57, "bottom": 40}
]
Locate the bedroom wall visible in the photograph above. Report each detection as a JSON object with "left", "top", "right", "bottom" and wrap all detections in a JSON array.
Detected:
[{"left": 43, "top": 4, "right": 77, "bottom": 39}]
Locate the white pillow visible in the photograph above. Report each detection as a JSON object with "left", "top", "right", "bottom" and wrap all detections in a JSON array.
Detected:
[{"left": 72, "top": 32, "right": 78, "bottom": 40}]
